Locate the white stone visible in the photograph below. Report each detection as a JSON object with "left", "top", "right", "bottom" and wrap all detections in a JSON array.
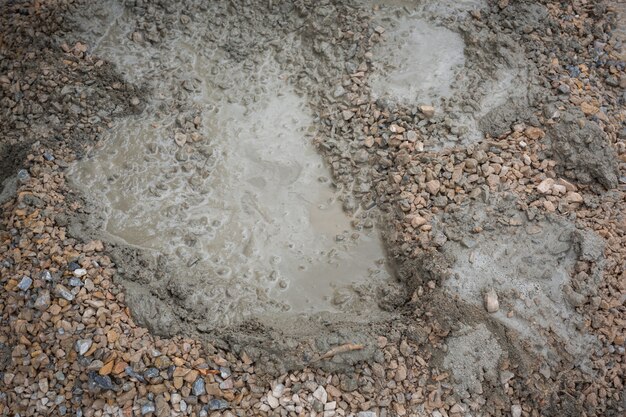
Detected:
[
  {"left": 537, "top": 178, "right": 555, "bottom": 194},
  {"left": 266, "top": 394, "right": 279, "bottom": 409},
  {"left": 73, "top": 268, "right": 87, "bottom": 277},
  {"left": 484, "top": 289, "right": 499, "bottom": 313},
  {"left": 272, "top": 383, "right": 285, "bottom": 398},
  {"left": 313, "top": 386, "right": 328, "bottom": 404}
]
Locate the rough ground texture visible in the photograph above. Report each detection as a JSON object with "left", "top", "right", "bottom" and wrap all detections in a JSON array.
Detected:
[{"left": 0, "top": 1, "right": 624, "bottom": 417}]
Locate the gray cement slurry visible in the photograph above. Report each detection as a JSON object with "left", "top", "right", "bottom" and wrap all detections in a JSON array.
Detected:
[{"left": 68, "top": 4, "right": 391, "bottom": 331}]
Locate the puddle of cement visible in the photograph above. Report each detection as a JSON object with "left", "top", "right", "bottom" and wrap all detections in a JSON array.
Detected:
[
  {"left": 68, "top": 7, "right": 390, "bottom": 330},
  {"left": 369, "top": 18, "right": 466, "bottom": 105},
  {"left": 369, "top": 2, "right": 532, "bottom": 148}
]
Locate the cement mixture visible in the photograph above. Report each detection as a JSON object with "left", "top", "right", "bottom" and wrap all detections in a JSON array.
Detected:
[
  {"left": 2, "top": 0, "right": 623, "bottom": 415},
  {"left": 62, "top": 0, "right": 606, "bottom": 377},
  {"left": 67, "top": 16, "right": 391, "bottom": 330}
]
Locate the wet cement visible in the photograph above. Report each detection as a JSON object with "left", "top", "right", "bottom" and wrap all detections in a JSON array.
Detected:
[
  {"left": 437, "top": 197, "right": 603, "bottom": 394},
  {"left": 369, "top": 0, "right": 537, "bottom": 148},
  {"left": 68, "top": 6, "right": 390, "bottom": 331},
  {"left": 60, "top": 0, "right": 609, "bottom": 391}
]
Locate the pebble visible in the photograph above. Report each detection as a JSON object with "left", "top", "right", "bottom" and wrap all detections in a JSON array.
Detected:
[
  {"left": 55, "top": 284, "right": 74, "bottom": 301},
  {"left": 418, "top": 105, "right": 435, "bottom": 118},
  {"left": 141, "top": 402, "right": 156, "bottom": 415},
  {"left": 34, "top": 290, "right": 51, "bottom": 310},
  {"left": 267, "top": 394, "right": 279, "bottom": 409},
  {"left": 75, "top": 339, "right": 93, "bottom": 355},
  {"left": 484, "top": 289, "right": 499, "bottom": 313},
  {"left": 192, "top": 377, "right": 206, "bottom": 396},
  {"left": 425, "top": 179, "right": 441, "bottom": 195},
  {"left": 511, "top": 404, "right": 522, "bottom": 417},
  {"left": 342, "top": 110, "right": 355, "bottom": 120},
  {"left": 90, "top": 373, "right": 114, "bottom": 391},
  {"left": 537, "top": 178, "right": 555, "bottom": 193},
  {"left": 125, "top": 366, "right": 146, "bottom": 383},
  {"left": 272, "top": 383, "right": 285, "bottom": 398},
  {"left": 207, "top": 399, "right": 229, "bottom": 410},
  {"left": 17, "top": 276, "right": 32, "bottom": 291},
  {"left": 73, "top": 268, "right": 87, "bottom": 277},
  {"left": 313, "top": 386, "right": 328, "bottom": 404}
]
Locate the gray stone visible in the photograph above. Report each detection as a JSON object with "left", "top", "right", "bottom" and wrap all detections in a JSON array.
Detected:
[
  {"left": 89, "top": 372, "right": 114, "bottom": 391},
  {"left": 55, "top": 284, "right": 74, "bottom": 301},
  {"left": 34, "top": 290, "right": 51, "bottom": 311},
  {"left": 207, "top": 399, "right": 229, "bottom": 410},
  {"left": 141, "top": 402, "right": 156, "bottom": 415},
  {"left": 17, "top": 276, "right": 32, "bottom": 291},
  {"left": 75, "top": 339, "right": 92, "bottom": 355},
  {"left": 192, "top": 377, "right": 206, "bottom": 396}
]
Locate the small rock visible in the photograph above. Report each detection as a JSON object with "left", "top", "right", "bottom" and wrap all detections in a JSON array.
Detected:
[
  {"left": 543, "top": 200, "right": 556, "bottom": 212},
  {"left": 395, "top": 364, "right": 407, "bottom": 382},
  {"left": 73, "top": 268, "right": 87, "bottom": 277},
  {"left": 313, "top": 386, "right": 328, "bottom": 404},
  {"left": 55, "top": 284, "right": 74, "bottom": 301},
  {"left": 75, "top": 339, "right": 93, "bottom": 355},
  {"left": 272, "top": 383, "right": 284, "bottom": 398},
  {"left": 207, "top": 399, "right": 229, "bottom": 410},
  {"left": 192, "top": 377, "right": 206, "bottom": 396},
  {"left": 500, "top": 370, "right": 514, "bottom": 385},
  {"left": 425, "top": 179, "right": 440, "bottom": 195},
  {"left": 410, "top": 215, "right": 427, "bottom": 228},
  {"left": 155, "top": 396, "right": 170, "bottom": 417},
  {"left": 125, "top": 366, "right": 146, "bottom": 383},
  {"left": 484, "top": 289, "right": 499, "bottom": 313},
  {"left": 565, "top": 192, "right": 583, "bottom": 203},
  {"left": 511, "top": 404, "right": 522, "bottom": 417},
  {"left": 342, "top": 110, "right": 355, "bottom": 121},
  {"left": 141, "top": 402, "right": 156, "bottom": 415},
  {"left": 418, "top": 105, "right": 435, "bottom": 118},
  {"left": 524, "top": 127, "right": 545, "bottom": 140},
  {"left": 537, "top": 178, "right": 555, "bottom": 194},
  {"left": 34, "top": 290, "right": 50, "bottom": 310},
  {"left": 17, "top": 276, "right": 32, "bottom": 291},
  {"left": 357, "top": 412, "right": 378, "bottom": 417},
  {"left": 89, "top": 372, "right": 114, "bottom": 391},
  {"left": 69, "top": 277, "right": 83, "bottom": 287},
  {"left": 154, "top": 356, "right": 172, "bottom": 369},
  {"left": 267, "top": 394, "right": 279, "bottom": 409},
  {"left": 17, "top": 169, "right": 30, "bottom": 183},
  {"left": 143, "top": 367, "right": 159, "bottom": 379}
]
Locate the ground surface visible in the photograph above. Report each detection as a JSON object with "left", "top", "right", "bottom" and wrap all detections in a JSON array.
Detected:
[{"left": 0, "top": 0, "right": 624, "bottom": 416}]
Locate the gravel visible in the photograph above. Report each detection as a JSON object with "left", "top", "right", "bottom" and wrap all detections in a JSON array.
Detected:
[{"left": 0, "top": 0, "right": 624, "bottom": 416}]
